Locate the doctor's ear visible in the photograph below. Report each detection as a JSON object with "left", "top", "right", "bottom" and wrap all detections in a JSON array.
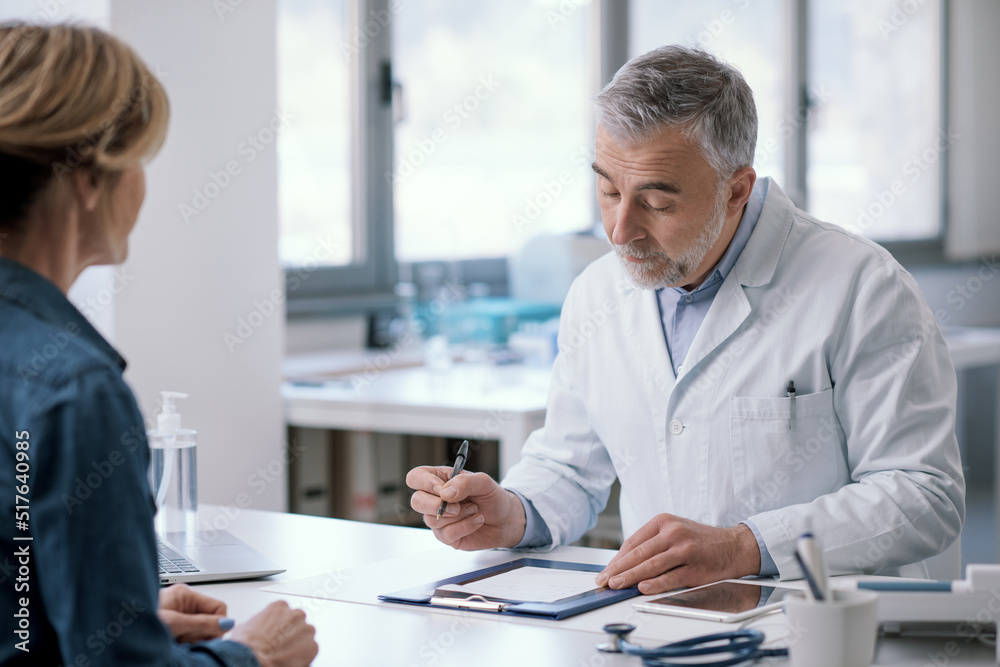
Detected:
[{"left": 723, "top": 166, "right": 756, "bottom": 217}]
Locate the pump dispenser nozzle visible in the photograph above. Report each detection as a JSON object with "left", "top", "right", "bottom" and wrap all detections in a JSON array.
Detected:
[{"left": 156, "top": 391, "right": 189, "bottom": 434}]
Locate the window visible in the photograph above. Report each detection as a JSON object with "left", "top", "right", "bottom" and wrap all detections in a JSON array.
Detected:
[
  {"left": 807, "top": 0, "right": 943, "bottom": 241},
  {"left": 629, "top": 0, "right": 944, "bottom": 243},
  {"left": 277, "top": 0, "right": 352, "bottom": 267},
  {"left": 280, "top": 0, "right": 948, "bottom": 313},
  {"left": 629, "top": 0, "right": 788, "bottom": 187},
  {"left": 391, "top": 0, "right": 594, "bottom": 263}
]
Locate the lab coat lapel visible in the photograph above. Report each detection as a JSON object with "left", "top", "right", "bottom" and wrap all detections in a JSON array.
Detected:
[
  {"left": 623, "top": 284, "right": 676, "bottom": 399},
  {"left": 676, "top": 276, "right": 751, "bottom": 383},
  {"left": 675, "top": 179, "right": 795, "bottom": 383}
]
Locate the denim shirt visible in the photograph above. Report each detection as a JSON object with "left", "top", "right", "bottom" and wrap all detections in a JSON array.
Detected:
[{"left": 0, "top": 258, "right": 257, "bottom": 666}]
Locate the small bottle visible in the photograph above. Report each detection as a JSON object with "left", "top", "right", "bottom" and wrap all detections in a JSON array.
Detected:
[{"left": 147, "top": 391, "right": 197, "bottom": 534}]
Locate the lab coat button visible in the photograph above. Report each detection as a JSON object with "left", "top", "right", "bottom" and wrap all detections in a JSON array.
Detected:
[{"left": 669, "top": 420, "right": 684, "bottom": 435}]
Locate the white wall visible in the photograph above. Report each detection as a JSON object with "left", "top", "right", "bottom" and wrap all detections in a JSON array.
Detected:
[{"left": 111, "top": 0, "right": 287, "bottom": 511}]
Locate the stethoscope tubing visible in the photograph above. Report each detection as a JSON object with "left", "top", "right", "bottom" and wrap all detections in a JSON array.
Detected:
[{"left": 607, "top": 628, "right": 788, "bottom": 666}]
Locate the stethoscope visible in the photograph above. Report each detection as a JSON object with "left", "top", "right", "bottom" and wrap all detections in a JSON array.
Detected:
[{"left": 597, "top": 623, "right": 788, "bottom": 666}]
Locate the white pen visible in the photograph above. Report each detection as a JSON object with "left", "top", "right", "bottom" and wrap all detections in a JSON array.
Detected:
[{"left": 796, "top": 532, "right": 829, "bottom": 601}]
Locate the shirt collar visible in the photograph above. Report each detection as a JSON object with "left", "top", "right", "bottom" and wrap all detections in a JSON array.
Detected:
[
  {"left": 0, "top": 257, "right": 127, "bottom": 371},
  {"left": 672, "top": 177, "right": 770, "bottom": 295}
]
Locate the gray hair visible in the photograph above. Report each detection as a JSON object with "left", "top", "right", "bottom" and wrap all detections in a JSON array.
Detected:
[{"left": 595, "top": 45, "right": 758, "bottom": 178}]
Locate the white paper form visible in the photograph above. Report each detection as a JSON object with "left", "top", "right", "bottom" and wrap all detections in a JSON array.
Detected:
[{"left": 437, "top": 566, "right": 601, "bottom": 603}]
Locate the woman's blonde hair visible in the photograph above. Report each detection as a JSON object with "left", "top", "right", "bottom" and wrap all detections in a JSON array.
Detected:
[{"left": 0, "top": 22, "right": 169, "bottom": 228}]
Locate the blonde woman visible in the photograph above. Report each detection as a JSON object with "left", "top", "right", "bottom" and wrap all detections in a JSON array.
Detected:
[{"left": 0, "top": 23, "right": 317, "bottom": 666}]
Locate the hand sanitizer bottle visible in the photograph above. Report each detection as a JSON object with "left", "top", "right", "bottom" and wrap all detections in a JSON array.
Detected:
[{"left": 147, "top": 391, "right": 197, "bottom": 534}]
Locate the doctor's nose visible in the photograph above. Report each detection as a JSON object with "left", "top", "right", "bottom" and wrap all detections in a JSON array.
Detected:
[{"left": 608, "top": 200, "right": 645, "bottom": 247}]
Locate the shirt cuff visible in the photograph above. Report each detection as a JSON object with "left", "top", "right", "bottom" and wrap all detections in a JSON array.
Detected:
[
  {"left": 507, "top": 488, "right": 553, "bottom": 549},
  {"left": 743, "top": 519, "right": 778, "bottom": 576}
]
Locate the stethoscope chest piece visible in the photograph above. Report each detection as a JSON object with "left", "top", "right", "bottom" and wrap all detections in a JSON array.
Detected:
[{"left": 597, "top": 623, "right": 636, "bottom": 652}]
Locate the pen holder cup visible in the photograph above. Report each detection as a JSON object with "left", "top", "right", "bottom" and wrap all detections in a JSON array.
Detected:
[{"left": 784, "top": 589, "right": 879, "bottom": 667}]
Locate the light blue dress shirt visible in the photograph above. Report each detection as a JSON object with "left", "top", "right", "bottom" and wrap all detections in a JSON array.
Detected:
[{"left": 512, "top": 179, "right": 778, "bottom": 577}]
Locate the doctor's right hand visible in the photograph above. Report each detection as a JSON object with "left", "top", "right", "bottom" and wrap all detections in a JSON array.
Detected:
[{"left": 406, "top": 465, "right": 526, "bottom": 550}]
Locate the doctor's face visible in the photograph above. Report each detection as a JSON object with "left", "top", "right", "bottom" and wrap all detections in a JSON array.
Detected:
[{"left": 594, "top": 124, "right": 741, "bottom": 291}]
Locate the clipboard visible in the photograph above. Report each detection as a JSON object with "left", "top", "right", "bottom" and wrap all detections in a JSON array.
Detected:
[{"left": 377, "top": 557, "right": 640, "bottom": 620}]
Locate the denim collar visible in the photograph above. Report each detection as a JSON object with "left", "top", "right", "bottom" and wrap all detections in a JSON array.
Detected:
[{"left": 0, "top": 257, "right": 126, "bottom": 371}]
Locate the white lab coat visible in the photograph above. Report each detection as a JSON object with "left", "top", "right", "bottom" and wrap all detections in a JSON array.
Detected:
[{"left": 502, "top": 179, "right": 965, "bottom": 580}]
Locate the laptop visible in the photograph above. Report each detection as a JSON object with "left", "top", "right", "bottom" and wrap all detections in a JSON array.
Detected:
[{"left": 156, "top": 530, "right": 285, "bottom": 585}]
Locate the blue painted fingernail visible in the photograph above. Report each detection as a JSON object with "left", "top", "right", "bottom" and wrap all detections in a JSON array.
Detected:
[{"left": 219, "top": 617, "right": 235, "bottom": 631}]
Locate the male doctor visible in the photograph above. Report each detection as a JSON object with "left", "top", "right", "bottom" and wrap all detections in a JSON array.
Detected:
[{"left": 406, "top": 45, "right": 965, "bottom": 594}]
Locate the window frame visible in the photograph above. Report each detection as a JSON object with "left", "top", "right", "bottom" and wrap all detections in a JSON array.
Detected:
[
  {"left": 285, "top": 0, "right": 398, "bottom": 316},
  {"left": 285, "top": 0, "right": 950, "bottom": 317}
]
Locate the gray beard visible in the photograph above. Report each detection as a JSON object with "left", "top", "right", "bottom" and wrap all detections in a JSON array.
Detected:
[{"left": 613, "top": 189, "right": 728, "bottom": 290}]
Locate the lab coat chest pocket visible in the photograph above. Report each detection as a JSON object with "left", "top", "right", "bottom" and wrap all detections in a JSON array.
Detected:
[{"left": 730, "top": 389, "right": 841, "bottom": 514}]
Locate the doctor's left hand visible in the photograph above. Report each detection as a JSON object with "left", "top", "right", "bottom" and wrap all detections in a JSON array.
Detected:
[
  {"left": 158, "top": 583, "right": 232, "bottom": 643},
  {"left": 595, "top": 515, "right": 761, "bottom": 595}
]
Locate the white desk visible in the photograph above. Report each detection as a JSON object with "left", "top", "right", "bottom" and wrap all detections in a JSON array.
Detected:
[{"left": 196, "top": 505, "right": 997, "bottom": 666}]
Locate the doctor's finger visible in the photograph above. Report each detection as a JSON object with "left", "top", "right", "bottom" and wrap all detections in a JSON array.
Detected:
[
  {"left": 432, "top": 512, "right": 486, "bottom": 547},
  {"left": 409, "top": 490, "right": 463, "bottom": 517},
  {"left": 598, "top": 533, "right": 678, "bottom": 588},
  {"left": 633, "top": 565, "right": 699, "bottom": 596},
  {"left": 604, "top": 546, "right": 683, "bottom": 592},
  {"left": 405, "top": 465, "right": 455, "bottom": 492},
  {"left": 602, "top": 517, "right": 671, "bottom": 573},
  {"left": 422, "top": 503, "right": 480, "bottom": 530},
  {"left": 437, "top": 471, "right": 499, "bottom": 504}
]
